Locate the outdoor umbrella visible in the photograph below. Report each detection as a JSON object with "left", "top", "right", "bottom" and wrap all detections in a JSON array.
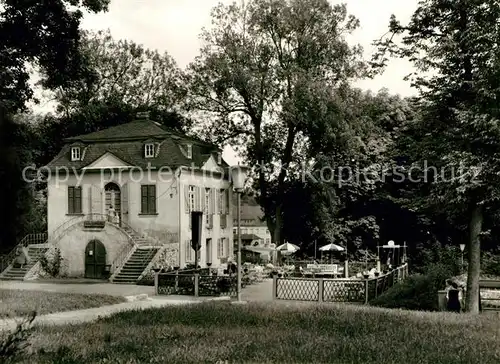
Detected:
[
  {"left": 319, "top": 243, "right": 345, "bottom": 252},
  {"left": 276, "top": 242, "right": 300, "bottom": 254},
  {"left": 276, "top": 242, "right": 300, "bottom": 265},
  {"left": 319, "top": 243, "right": 345, "bottom": 264}
]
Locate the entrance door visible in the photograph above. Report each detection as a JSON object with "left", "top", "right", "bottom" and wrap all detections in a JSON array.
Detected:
[
  {"left": 85, "top": 240, "right": 106, "bottom": 279},
  {"left": 105, "top": 182, "right": 121, "bottom": 225}
]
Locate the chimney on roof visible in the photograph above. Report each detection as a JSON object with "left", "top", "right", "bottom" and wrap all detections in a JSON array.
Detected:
[{"left": 136, "top": 111, "right": 150, "bottom": 120}]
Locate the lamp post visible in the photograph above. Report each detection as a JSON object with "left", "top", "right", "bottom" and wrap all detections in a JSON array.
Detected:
[
  {"left": 376, "top": 244, "right": 381, "bottom": 272},
  {"left": 459, "top": 243, "right": 466, "bottom": 274},
  {"left": 231, "top": 164, "right": 249, "bottom": 303}
]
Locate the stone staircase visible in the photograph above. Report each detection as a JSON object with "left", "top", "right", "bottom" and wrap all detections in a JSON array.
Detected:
[
  {"left": 121, "top": 226, "right": 151, "bottom": 245},
  {"left": 1, "top": 245, "right": 48, "bottom": 280},
  {"left": 112, "top": 247, "right": 159, "bottom": 284}
]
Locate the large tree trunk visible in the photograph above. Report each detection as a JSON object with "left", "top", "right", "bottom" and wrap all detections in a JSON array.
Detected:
[{"left": 465, "top": 203, "right": 482, "bottom": 313}]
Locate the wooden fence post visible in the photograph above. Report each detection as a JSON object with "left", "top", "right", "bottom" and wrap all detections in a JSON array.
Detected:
[
  {"left": 272, "top": 274, "right": 278, "bottom": 300},
  {"left": 318, "top": 278, "right": 324, "bottom": 302},
  {"left": 154, "top": 272, "right": 159, "bottom": 295},
  {"left": 194, "top": 273, "right": 199, "bottom": 297}
]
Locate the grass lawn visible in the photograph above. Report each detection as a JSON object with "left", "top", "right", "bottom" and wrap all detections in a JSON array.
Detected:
[
  {"left": 10, "top": 301, "right": 500, "bottom": 364},
  {"left": 0, "top": 289, "right": 125, "bottom": 318}
]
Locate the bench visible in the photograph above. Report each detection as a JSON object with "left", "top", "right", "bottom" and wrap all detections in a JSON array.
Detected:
[
  {"left": 304, "top": 264, "right": 342, "bottom": 278},
  {"left": 479, "top": 280, "right": 500, "bottom": 311}
]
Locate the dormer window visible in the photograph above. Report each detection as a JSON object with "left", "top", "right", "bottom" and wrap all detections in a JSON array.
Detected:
[
  {"left": 186, "top": 144, "right": 192, "bottom": 159},
  {"left": 144, "top": 143, "right": 155, "bottom": 158},
  {"left": 71, "top": 147, "right": 81, "bottom": 161}
]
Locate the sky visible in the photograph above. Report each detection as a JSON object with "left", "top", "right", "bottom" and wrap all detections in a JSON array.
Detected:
[{"left": 40, "top": 0, "right": 420, "bottom": 166}]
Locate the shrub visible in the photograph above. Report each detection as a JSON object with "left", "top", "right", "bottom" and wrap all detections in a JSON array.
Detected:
[
  {"left": 482, "top": 251, "right": 500, "bottom": 277},
  {"left": 410, "top": 242, "right": 462, "bottom": 276},
  {"left": 370, "top": 263, "right": 453, "bottom": 311},
  {"left": 0, "top": 312, "right": 36, "bottom": 362},
  {"left": 40, "top": 248, "right": 62, "bottom": 277}
]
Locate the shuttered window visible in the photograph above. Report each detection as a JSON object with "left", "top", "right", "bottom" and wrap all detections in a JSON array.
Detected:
[
  {"left": 225, "top": 189, "right": 230, "bottom": 213},
  {"left": 186, "top": 240, "right": 193, "bottom": 261},
  {"left": 141, "top": 185, "right": 157, "bottom": 214},
  {"left": 68, "top": 186, "right": 82, "bottom": 214},
  {"left": 217, "top": 238, "right": 224, "bottom": 258}
]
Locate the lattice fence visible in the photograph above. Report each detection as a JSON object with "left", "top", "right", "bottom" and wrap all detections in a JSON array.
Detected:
[
  {"left": 157, "top": 274, "right": 195, "bottom": 295},
  {"left": 156, "top": 273, "right": 237, "bottom": 297},
  {"left": 323, "top": 280, "right": 365, "bottom": 302},
  {"left": 276, "top": 278, "right": 319, "bottom": 301},
  {"left": 274, "top": 264, "right": 409, "bottom": 303},
  {"left": 198, "top": 276, "right": 237, "bottom": 297}
]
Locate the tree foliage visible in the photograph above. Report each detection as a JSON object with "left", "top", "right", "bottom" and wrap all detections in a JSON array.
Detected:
[
  {"left": 0, "top": 0, "right": 110, "bottom": 112},
  {"left": 373, "top": 0, "right": 500, "bottom": 313},
  {"left": 51, "top": 30, "right": 184, "bottom": 116},
  {"left": 186, "top": 0, "right": 367, "bottom": 244},
  {"left": 0, "top": 0, "right": 108, "bottom": 251}
]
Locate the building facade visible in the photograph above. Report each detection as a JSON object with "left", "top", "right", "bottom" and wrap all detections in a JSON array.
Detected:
[
  {"left": 232, "top": 203, "right": 272, "bottom": 246},
  {"left": 233, "top": 201, "right": 275, "bottom": 262},
  {"left": 39, "top": 115, "right": 233, "bottom": 280}
]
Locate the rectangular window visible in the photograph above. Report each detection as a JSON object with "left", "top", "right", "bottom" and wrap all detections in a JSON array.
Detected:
[
  {"left": 186, "top": 144, "right": 192, "bottom": 159},
  {"left": 189, "top": 186, "right": 196, "bottom": 211},
  {"left": 220, "top": 189, "right": 226, "bottom": 214},
  {"left": 218, "top": 189, "right": 223, "bottom": 214},
  {"left": 224, "top": 238, "right": 229, "bottom": 257},
  {"left": 141, "top": 185, "right": 157, "bottom": 214},
  {"left": 220, "top": 214, "right": 227, "bottom": 229},
  {"left": 205, "top": 188, "right": 211, "bottom": 225},
  {"left": 186, "top": 240, "right": 193, "bottom": 262},
  {"left": 71, "top": 147, "right": 81, "bottom": 161},
  {"left": 144, "top": 143, "right": 155, "bottom": 158},
  {"left": 68, "top": 186, "right": 82, "bottom": 214}
]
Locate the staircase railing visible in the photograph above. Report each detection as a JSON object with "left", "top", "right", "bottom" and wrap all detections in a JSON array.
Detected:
[
  {"left": 109, "top": 244, "right": 138, "bottom": 282},
  {"left": 137, "top": 231, "right": 178, "bottom": 268},
  {"left": 83, "top": 213, "right": 170, "bottom": 282},
  {"left": 49, "top": 215, "right": 89, "bottom": 246},
  {"left": 84, "top": 213, "right": 160, "bottom": 246},
  {"left": 1, "top": 214, "right": 89, "bottom": 275},
  {"left": 0, "top": 233, "right": 47, "bottom": 273},
  {"left": 25, "top": 215, "right": 92, "bottom": 278},
  {"left": 136, "top": 246, "right": 166, "bottom": 282},
  {"left": 137, "top": 242, "right": 182, "bottom": 282}
]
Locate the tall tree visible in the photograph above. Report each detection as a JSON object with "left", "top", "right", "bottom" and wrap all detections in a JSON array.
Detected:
[
  {"left": 185, "top": 0, "right": 366, "bottom": 244},
  {"left": 49, "top": 30, "right": 184, "bottom": 116},
  {"left": 374, "top": 0, "right": 500, "bottom": 313},
  {"left": 0, "top": 0, "right": 109, "bottom": 251},
  {"left": 300, "top": 88, "right": 416, "bottom": 254},
  {"left": 0, "top": 0, "right": 110, "bottom": 112}
]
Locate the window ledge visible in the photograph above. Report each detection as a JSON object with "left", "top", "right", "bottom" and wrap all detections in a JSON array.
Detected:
[
  {"left": 66, "top": 213, "right": 84, "bottom": 216},
  {"left": 139, "top": 213, "right": 158, "bottom": 216}
]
